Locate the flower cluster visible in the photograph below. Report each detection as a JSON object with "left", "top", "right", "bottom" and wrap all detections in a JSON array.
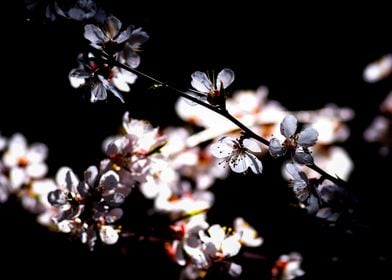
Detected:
[
  {"left": 10, "top": 1, "right": 377, "bottom": 279},
  {"left": 69, "top": 16, "right": 149, "bottom": 102}
]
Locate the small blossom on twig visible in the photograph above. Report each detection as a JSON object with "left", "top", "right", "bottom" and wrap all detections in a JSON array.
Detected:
[
  {"left": 210, "top": 136, "right": 263, "bottom": 174},
  {"left": 269, "top": 115, "right": 318, "bottom": 165}
]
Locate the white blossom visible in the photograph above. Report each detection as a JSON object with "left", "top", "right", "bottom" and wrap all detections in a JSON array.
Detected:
[
  {"left": 210, "top": 137, "right": 263, "bottom": 174},
  {"left": 269, "top": 115, "right": 318, "bottom": 165},
  {"left": 3, "top": 133, "right": 48, "bottom": 190}
]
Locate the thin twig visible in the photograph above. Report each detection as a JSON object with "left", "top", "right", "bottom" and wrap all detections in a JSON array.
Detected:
[{"left": 101, "top": 52, "right": 345, "bottom": 187}]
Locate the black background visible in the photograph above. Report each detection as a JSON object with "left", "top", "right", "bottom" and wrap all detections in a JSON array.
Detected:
[{"left": 1, "top": 1, "right": 391, "bottom": 278}]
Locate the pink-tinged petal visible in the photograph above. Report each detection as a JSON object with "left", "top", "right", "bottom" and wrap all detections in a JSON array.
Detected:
[
  {"left": 280, "top": 115, "right": 297, "bottom": 138},
  {"left": 363, "top": 54, "right": 392, "bottom": 83},
  {"left": 243, "top": 138, "right": 261, "bottom": 153},
  {"left": 298, "top": 127, "right": 319, "bottom": 147},
  {"left": 216, "top": 68, "right": 235, "bottom": 89},
  {"left": 105, "top": 16, "right": 122, "bottom": 39},
  {"left": 364, "top": 116, "right": 388, "bottom": 142},
  {"left": 84, "top": 24, "right": 105, "bottom": 45},
  {"left": 269, "top": 137, "right": 285, "bottom": 158},
  {"left": 294, "top": 150, "right": 314, "bottom": 165},
  {"left": 245, "top": 153, "right": 263, "bottom": 174},
  {"left": 191, "top": 71, "right": 212, "bottom": 93}
]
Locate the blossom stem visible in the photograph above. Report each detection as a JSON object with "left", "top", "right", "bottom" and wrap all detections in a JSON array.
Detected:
[{"left": 102, "top": 53, "right": 345, "bottom": 187}]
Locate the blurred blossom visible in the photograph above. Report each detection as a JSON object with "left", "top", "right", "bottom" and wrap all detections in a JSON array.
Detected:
[
  {"left": 176, "top": 86, "right": 287, "bottom": 146},
  {"left": 308, "top": 146, "right": 353, "bottom": 181},
  {"left": 272, "top": 252, "right": 305, "bottom": 280},
  {"left": 364, "top": 116, "right": 391, "bottom": 156},
  {"left": 363, "top": 54, "right": 392, "bottom": 83},
  {"left": 364, "top": 92, "right": 392, "bottom": 156},
  {"left": 233, "top": 217, "right": 263, "bottom": 247},
  {"left": 3, "top": 133, "right": 48, "bottom": 190},
  {"left": 20, "top": 179, "right": 57, "bottom": 226},
  {"left": 296, "top": 104, "right": 354, "bottom": 145},
  {"left": 25, "top": 0, "right": 104, "bottom": 22},
  {"left": 0, "top": 172, "right": 10, "bottom": 203},
  {"left": 380, "top": 92, "right": 392, "bottom": 114}
]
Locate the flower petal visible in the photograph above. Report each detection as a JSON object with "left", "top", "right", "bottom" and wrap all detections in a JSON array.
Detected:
[
  {"left": 128, "top": 27, "right": 150, "bottom": 48},
  {"left": 84, "top": 165, "right": 98, "bottom": 187},
  {"left": 10, "top": 168, "right": 26, "bottom": 190},
  {"left": 105, "top": 16, "right": 122, "bottom": 39},
  {"left": 298, "top": 127, "right": 319, "bottom": 147},
  {"left": 191, "top": 71, "right": 211, "bottom": 93},
  {"left": 228, "top": 262, "right": 242, "bottom": 278},
  {"left": 269, "top": 137, "right": 285, "bottom": 158},
  {"left": 105, "top": 208, "right": 124, "bottom": 223},
  {"left": 26, "top": 163, "right": 48, "bottom": 178},
  {"left": 280, "top": 115, "right": 297, "bottom": 138},
  {"left": 84, "top": 24, "right": 104, "bottom": 46},
  {"left": 100, "top": 170, "right": 119, "bottom": 190},
  {"left": 91, "top": 82, "right": 108, "bottom": 102},
  {"left": 115, "top": 26, "right": 132, "bottom": 44},
  {"left": 294, "top": 150, "right": 314, "bottom": 165},
  {"left": 243, "top": 138, "right": 261, "bottom": 153},
  {"left": 229, "top": 154, "right": 248, "bottom": 173},
  {"left": 99, "top": 225, "right": 119, "bottom": 245},
  {"left": 245, "top": 153, "right": 263, "bottom": 174},
  {"left": 216, "top": 68, "right": 235, "bottom": 89},
  {"left": 210, "top": 142, "right": 232, "bottom": 159},
  {"left": 26, "top": 143, "right": 48, "bottom": 163},
  {"left": 221, "top": 234, "right": 241, "bottom": 257}
]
